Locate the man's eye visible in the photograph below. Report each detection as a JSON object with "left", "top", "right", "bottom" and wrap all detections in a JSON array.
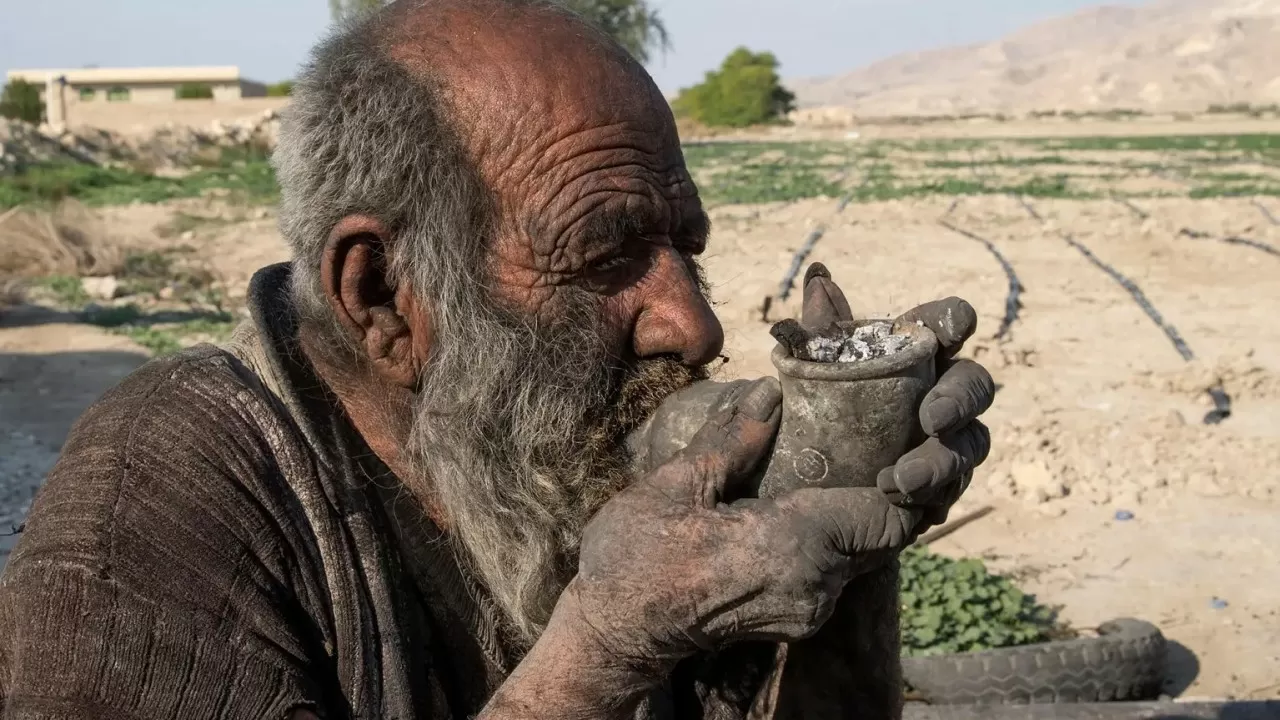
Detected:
[
  {"left": 579, "top": 248, "right": 654, "bottom": 294},
  {"left": 591, "top": 255, "right": 634, "bottom": 274}
]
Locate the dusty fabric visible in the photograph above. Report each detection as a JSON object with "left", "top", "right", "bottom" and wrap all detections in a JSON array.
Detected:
[{"left": 0, "top": 263, "right": 775, "bottom": 719}]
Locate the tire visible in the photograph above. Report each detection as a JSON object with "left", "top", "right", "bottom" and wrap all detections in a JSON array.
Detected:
[
  {"left": 903, "top": 700, "right": 1280, "bottom": 720},
  {"left": 901, "top": 618, "right": 1167, "bottom": 705}
]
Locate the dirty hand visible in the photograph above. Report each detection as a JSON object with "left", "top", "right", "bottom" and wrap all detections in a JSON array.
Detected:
[
  {"left": 801, "top": 262, "right": 995, "bottom": 530},
  {"left": 570, "top": 377, "right": 927, "bottom": 679}
]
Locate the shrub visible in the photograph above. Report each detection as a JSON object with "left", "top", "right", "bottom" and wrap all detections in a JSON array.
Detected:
[
  {"left": 266, "top": 81, "right": 295, "bottom": 97},
  {"left": 672, "top": 48, "right": 796, "bottom": 128},
  {"left": 1, "top": 79, "right": 45, "bottom": 124},
  {"left": 175, "top": 83, "right": 214, "bottom": 100},
  {"left": 899, "top": 546, "right": 1062, "bottom": 657}
]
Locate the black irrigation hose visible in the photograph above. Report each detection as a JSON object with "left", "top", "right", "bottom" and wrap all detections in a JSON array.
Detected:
[
  {"left": 1253, "top": 199, "right": 1280, "bottom": 226},
  {"left": 1205, "top": 385, "right": 1232, "bottom": 425},
  {"left": 1178, "top": 228, "right": 1280, "bottom": 258},
  {"left": 1135, "top": 166, "right": 1277, "bottom": 257},
  {"left": 1111, "top": 195, "right": 1149, "bottom": 221},
  {"left": 1061, "top": 231, "right": 1196, "bottom": 361},
  {"left": 776, "top": 227, "right": 825, "bottom": 301},
  {"left": 1222, "top": 234, "right": 1280, "bottom": 257},
  {"left": 939, "top": 219, "right": 1024, "bottom": 340},
  {"left": 1015, "top": 196, "right": 1232, "bottom": 425},
  {"left": 772, "top": 168, "right": 866, "bottom": 303}
]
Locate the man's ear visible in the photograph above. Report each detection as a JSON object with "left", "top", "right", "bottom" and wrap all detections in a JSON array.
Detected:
[{"left": 320, "top": 215, "right": 432, "bottom": 388}]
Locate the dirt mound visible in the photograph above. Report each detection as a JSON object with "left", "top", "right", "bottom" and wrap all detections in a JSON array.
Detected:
[
  {"left": 0, "top": 200, "right": 123, "bottom": 278},
  {"left": 788, "top": 0, "right": 1280, "bottom": 117}
]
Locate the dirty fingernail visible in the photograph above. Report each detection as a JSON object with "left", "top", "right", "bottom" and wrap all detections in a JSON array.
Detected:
[
  {"left": 739, "top": 378, "right": 781, "bottom": 422},
  {"left": 898, "top": 458, "right": 935, "bottom": 494},
  {"left": 804, "top": 262, "right": 831, "bottom": 285},
  {"left": 925, "top": 396, "right": 962, "bottom": 435}
]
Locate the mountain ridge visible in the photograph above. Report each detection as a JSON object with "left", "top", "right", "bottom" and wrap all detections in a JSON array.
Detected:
[{"left": 787, "top": 0, "right": 1280, "bottom": 116}]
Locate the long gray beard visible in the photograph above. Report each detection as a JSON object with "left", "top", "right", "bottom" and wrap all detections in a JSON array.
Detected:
[{"left": 404, "top": 289, "right": 707, "bottom": 649}]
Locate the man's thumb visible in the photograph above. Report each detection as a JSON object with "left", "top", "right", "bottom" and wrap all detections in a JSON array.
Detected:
[
  {"left": 653, "top": 377, "right": 782, "bottom": 506},
  {"left": 801, "top": 263, "right": 854, "bottom": 332}
]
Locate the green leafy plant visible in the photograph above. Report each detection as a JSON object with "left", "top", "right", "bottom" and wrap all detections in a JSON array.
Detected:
[
  {"left": 899, "top": 546, "right": 1061, "bottom": 657},
  {"left": 1, "top": 151, "right": 280, "bottom": 210},
  {"left": 30, "top": 274, "right": 89, "bottom": 307},
  {"left": 672, "top": 48, "right": 796, "bottom": 128},
  {"left": 175, "top": 83, "right": 214, "bottom": 100},
  {"left": 266, "top": 80, "right": 295, "bottom": 97},
  {"left": 1, "top": 79, "right": 45, "bottom": 124},
  {"left": 111, "top": 316, "right": 236, "bottom": 356}
]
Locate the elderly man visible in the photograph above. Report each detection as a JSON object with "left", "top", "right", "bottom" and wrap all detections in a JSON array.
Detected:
[{"left": 0, "top": 1, "right": 993, "bottom": 718}]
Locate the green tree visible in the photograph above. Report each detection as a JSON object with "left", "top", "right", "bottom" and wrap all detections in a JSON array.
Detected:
[
  {"left": 672, "top": 48, "right": 796, "bottom": 128},
  {"left": 266, "top": 81, "right": 296, "bottom": 97},
  {"left": 558, "top": 0, "right": 669, "bottom": 64},
  {"left": 0, "top": 79, "right": 45, "bottom": 124},
  {"left": 324, "top": 0, "right": 668, "bottom": 64},
  {"left": 329, "top": 0, "right": 384, "bottom": 22}
]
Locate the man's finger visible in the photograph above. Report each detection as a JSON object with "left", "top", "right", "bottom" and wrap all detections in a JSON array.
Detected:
[
  {"left": 801, "top": 262, "right": 854, "bottom": 332},
  {"left": 919, "top": 359, "right": 996, "bottom": 437},
  {"left": 653, "top": 377, "right": 782, "bottom": 507},
  {"left": 897, "top": 297, "right": 977, "bottom": 356},
  {"left": 917, "top": 470, "right": 973, "bottom": 532},
  {"left": 778, "top": 486, "right": 923, "bottom": 562},
  {"left": 874, "top": 422, "right": 990, "bottom": 506}
]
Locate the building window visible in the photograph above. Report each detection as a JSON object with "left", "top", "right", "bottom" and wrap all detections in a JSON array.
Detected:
[
  {"left": 79, "top": 87, "right": 96, "bottom": 101},
  {"left": 107, "top": 87, "right": 130, "bottom": 102},
  {"left": 175, "top": 83, "right": 214, "bottom": 100}
]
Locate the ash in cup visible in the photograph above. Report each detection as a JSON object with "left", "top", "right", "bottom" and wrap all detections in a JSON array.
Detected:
[
  {"left": 757, "top": 315, "right": 938, "bottom": 498},
  {"left": 770, "top": 318, "right": 916, "bottom": 363}
]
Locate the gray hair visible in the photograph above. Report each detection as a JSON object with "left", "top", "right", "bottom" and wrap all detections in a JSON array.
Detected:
[
  {"left": 271, "top": 0, "right": 700, "bottom": 649},
  {"left": 272, "top": 5, "right": 495, "bottom": 364}
]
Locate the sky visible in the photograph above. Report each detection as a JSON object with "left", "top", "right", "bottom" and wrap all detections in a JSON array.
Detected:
[{"left": 1, "top": 0, "right": 1147, "bottom": 94}]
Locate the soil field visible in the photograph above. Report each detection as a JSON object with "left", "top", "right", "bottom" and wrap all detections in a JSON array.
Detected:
[{"left": 2, "top": 127, "right": 1278, "bottom": 699}]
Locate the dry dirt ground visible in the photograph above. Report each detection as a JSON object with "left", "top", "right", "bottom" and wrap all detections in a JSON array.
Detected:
[
  {"left": 2, "top": 131, "right": 1279, "bottom": 700},
  {"left": 705, "top": 192, "right": 1280, "bottom": 700}
]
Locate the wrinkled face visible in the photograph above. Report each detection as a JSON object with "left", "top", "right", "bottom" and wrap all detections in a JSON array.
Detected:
[
  {"left": 395, "top": 5, "right": 724, "bottom": 367},
  {"left": 392, "top": 4, "right": 724, "bottom": 650}
]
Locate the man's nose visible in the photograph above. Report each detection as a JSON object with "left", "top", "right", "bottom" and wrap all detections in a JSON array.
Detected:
[{"left": 631, "top": 248, "right": 724, "bottom": 366}]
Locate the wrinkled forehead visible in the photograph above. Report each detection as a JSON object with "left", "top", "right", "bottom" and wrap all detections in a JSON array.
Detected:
[{"left": 387, "top": 2, "right": 679, "bottom": 166}]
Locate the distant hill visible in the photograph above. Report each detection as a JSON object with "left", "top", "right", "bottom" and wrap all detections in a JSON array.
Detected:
[{"left": 787, "top": 0, "right": 1280, "bottom": 117}]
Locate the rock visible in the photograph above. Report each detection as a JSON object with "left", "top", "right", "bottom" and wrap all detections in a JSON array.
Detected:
[
  {"left": 158, "top": 286, "right": 175, "bottom": 300},
  {"left": 1011, "top": 459, "right": 1067, "bottom": 503},
  {"left": 180, "top": 230, "right": 195, "bottom": 241},
  {"left": 80, "top": 276, "right": 119, "bottom": 300}
]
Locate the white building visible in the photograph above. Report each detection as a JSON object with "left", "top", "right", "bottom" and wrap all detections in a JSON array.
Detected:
[{"left": 6, "top": 66, "right": 269, "bottom": 129}]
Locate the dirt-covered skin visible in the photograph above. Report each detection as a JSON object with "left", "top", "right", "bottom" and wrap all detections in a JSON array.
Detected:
[
  {"left": 482, "top": 362, "right": 991, "bottom": 719},
  {"left": 475, "top": 270, "right": 996, "bottom": 719}
]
